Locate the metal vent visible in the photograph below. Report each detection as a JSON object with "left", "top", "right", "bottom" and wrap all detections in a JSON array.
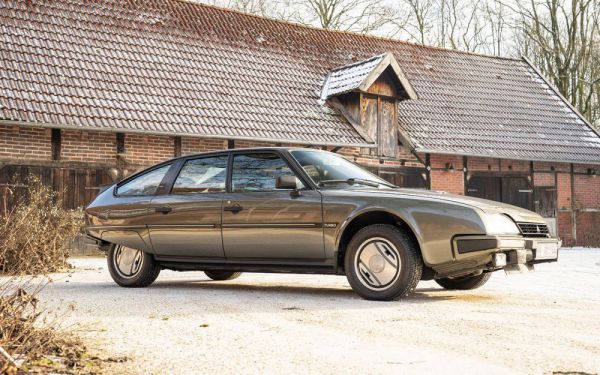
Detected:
[{"left": 517, "top": 223, "right": 550, "bottom": 237}]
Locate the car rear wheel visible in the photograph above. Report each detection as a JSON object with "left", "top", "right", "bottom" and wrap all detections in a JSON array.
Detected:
[
  {"left": 344, "top": 224, "right": 423, "bottom": 301},
  {"left": 435, "top": 273, "right": 491, "bottom": 290},
  {"left": 107, "top": 244, "right": 161, "bottom": 287},
  {"left": 204, "top": 270, "right": 242, "bottom": 281}
]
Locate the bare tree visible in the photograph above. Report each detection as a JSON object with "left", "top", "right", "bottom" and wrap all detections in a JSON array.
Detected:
[
  {"left": 221, "top": 0, "right": 270, "bottom": 15},
  {"left": 291, "top": 0, "right": 397, "bottom": 33},
  {"left": 441, "top": 0, "right": 489, "bottom": 52},
  {"left": 399, "top": 0, "right": 436, "bottom": 44},
  {"left": 390, "top": 0, "right": 499, "bottom": 53},
  {"left": 483, "top": 0, "right": 509, "bottom": 55}
]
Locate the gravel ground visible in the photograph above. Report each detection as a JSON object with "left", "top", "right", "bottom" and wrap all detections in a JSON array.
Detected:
[{"left": 38, "top": 248, "right": 600, "bottom": 375}]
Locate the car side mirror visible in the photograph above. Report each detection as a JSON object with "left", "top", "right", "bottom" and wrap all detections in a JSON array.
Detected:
[{"left": 275, "top": 175, "right": 299, "bottom": 190}]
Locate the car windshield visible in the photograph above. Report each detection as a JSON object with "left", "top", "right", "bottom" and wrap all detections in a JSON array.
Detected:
[{"left": 289, "top": 150, "right": 395, "bottom": 189}]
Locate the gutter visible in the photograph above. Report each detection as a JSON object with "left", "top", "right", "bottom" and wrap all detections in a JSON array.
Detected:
[{"left": 413, "top": 148, "right": 600, "bottom": 167}]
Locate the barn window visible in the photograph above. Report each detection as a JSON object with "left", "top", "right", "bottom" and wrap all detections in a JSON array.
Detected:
[{"left": 51, "top": 128, "right": 61, "bottom": 160}]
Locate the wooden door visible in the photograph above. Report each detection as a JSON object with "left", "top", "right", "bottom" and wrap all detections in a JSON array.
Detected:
[
  {"left": 467, "top": 175, "right": 533, "bottom": 210},
  {"left": 501, "top": 177, "right": 533, "bottom": 211},
  {"left": 466, "top": 175, "right": 501, "bottom": 201},
  {"left": 378, "top": 98, "right": 397, "bottom": 157},
  {"left": 534, "top": 187, "right": 557, "bottom": 218}
]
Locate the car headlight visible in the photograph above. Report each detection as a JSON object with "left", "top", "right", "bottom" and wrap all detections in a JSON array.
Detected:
[{"left": 483, "top": 213, "right": 520, "bottom": 235}]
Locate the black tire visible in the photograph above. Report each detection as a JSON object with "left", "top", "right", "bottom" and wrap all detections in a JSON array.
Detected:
[
  {"left": 204, "top": 270, "right": 242, "bottom": 281},
  {"left": 435, "top": 273, "right": 491, "bottom": 290},
  {"left": 107, "top": 244, "right": 161, "bottom": 287},
  {"left": 344, "top": 224, "right": 423, "bottom": 301}
]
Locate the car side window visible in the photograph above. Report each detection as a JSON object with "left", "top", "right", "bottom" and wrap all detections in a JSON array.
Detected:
[
  {"left": 172, "top": 155, "right": 228, "bottom": 194},
  {"left": 116, "top": 164, "right": 171, "bottom": 196},
  {"left": 231, "top": 153, "right": 303, "bottom": 192}
]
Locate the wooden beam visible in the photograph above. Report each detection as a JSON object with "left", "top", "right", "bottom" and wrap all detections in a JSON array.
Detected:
[
  {"left": 358, "top": 52, "right": 418, "bottom": 100},
  {"left": 326, "top": 97, "right": 374, "bottom": 144},
  {"left": 425, "top": 153, "right": 431, "bottom": 190},
  {"left": 570, "top": 163, "right": 577, "bottom": 244}
]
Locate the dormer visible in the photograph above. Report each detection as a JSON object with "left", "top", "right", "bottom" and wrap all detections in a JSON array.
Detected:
[{"left": 321, "top": 52, "right": 417, "bottom": 157}]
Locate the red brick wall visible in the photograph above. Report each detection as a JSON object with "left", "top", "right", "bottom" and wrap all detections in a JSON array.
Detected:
[
  {"left": 500, "top": 159, "right": 530, "bottom": 172},
  {"left": 124, "top": 134, "right": 174, "bottom": 165},
  {"left": 0, "top": 125, "right": 51, "bottom": 160},
  {"left": 61, "top": 130, "right": 116, "bottom": 163},
  {"left": 557, "top": 211, "right": 574, "bottom": 246},
  {"left": 534, "top": 172, "right": 555, "bottom": 187},
  {"left": 430, "top": 171, "right": 463, "bottom": 194},
  {"left": 576, "top": 212, "right": 600, "bottom": 247},
  {"left": 556, "top": 173, "right": 572, "bottom": 210},
  {"left": 232, "top": 139, "right": 274, "bottom": 148},
  {"left": 574, "top": 175, "right": 600, "bottom": 208},
  {"left": 429, "top": 155, "right": 464, "bottom": 195},
  {"left": 533, "top": 162, "right": 569, "bottom": 173},
  {"left": 468, "top": 157, "right": 499, "bottom": 172},
  {"left": 430, "top": 154, "right": 463, "bottom": 170},
  {"left": 181, "top": 137, "right": 226, "bottom": 155}
]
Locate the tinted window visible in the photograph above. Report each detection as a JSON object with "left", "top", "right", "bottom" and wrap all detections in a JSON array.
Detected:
[
  {"left": 116, "top": 164, "right": 171, "bottom": 196},
  {"left": 290, "top": 150, "right": 390, "bottom": 187},
  {"left": 172, "top": 155, "right": 228, "bottom": 194},
  {"left": 231, "top": 153, "right": 302, "bottom": 192}
]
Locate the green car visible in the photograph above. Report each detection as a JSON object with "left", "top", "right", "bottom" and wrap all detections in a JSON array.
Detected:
[{"left": 85, "top": 148, "right": 560, "bottom": 301}]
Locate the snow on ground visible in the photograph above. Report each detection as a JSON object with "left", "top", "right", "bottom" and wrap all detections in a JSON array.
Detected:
[{"left": 37, "top": 248, "right": 600, "bottom": 374}]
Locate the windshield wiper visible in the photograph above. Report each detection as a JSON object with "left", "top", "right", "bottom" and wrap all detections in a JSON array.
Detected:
[{"left": 319, "top": 178, "right": 395, "bottom": 188}]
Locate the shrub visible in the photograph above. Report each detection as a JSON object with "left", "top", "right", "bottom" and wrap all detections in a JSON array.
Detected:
[
  {"left": 0, "top": 278, "right": 96, "bottom": 374},
  {"left": 0, "top": 179, "right": 101, "bottom": 373},
  {"left": 0, "top": 177, "right": 83, "bottom": 275}
]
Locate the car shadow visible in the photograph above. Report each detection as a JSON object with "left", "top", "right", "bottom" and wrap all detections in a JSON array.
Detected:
[{"left": 148, "top": 279, "right": 457, "bottom": 303}]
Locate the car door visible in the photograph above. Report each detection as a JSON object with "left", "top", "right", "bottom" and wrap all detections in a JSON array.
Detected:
[
  {"left": 222, "top": 151, "right": 325, "bottom": 259},
  {"left": 147, "top": 154, "right": 229, "bottom": 258}
]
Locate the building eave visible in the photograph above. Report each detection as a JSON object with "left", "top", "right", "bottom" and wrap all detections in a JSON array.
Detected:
[
  {"left": 0, "top": 119, "right": 376, "bottom": 149},
  {"left": 413, "top": 147, "right": 600, "bottom": 166}
]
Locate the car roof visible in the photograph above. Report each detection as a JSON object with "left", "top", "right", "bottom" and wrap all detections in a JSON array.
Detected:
[{"left": 171, "top": 146, "right": 327, "bottom": 161}]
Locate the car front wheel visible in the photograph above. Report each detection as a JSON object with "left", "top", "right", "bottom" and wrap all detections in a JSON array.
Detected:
[
  {"left": 107, "top": 244, "right": 161, "bottom": 287},
  {"left": 344, "top": 224, "right": 423, "bottom": 301},
  {"left": 435, "top": 273, "right": 491, "bottom": 290}
]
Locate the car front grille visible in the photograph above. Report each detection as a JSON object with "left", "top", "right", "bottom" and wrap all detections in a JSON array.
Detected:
[{"left": 517, "top": 222, "right": 550, "bottom": 237}]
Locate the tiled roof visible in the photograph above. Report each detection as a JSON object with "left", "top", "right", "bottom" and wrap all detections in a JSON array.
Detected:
[
  {"left": 1, "top": 0, "right": 599, "bottom": 163},
  {"left": 321, "top": 54, "right": 385, "bottom": 99},
  {"left": 321, "top": 52, "right": 417, "bottom": 100}
]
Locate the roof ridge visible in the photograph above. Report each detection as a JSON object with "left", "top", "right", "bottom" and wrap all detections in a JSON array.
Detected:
[{"left": 175, "top": 0, "right": 522, "bottom": 63}]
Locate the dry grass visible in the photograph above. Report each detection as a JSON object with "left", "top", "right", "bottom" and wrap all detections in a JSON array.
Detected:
[
  {"left": 0, "top": 278, "right": 104, "bottom": 374},
  {"left": 0, "top": 177, "right": 83, "bottom": 275},
  {"left": 0, "top": 178, "right": 103, "bottom": 373}
]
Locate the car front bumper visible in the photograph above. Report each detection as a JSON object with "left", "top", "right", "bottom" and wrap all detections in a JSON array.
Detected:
[{"left": 445, "top": 234, "right": 561, "bottom": 276}]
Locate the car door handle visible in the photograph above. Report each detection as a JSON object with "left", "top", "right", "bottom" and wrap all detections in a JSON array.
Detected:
[
  {"left": 223, "top": 204, "right": 243, "bottom": 213},
  {"left": 155, "top": 206, "right": 172, "bottom": 214}
]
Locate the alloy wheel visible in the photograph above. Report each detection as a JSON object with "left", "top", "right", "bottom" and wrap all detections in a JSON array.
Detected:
[
  {"left": 113, "top": 245, "right": 144, "bottom": 279},
  {"left": 353, "top": 237, "right": 402, "bottom": 291}
]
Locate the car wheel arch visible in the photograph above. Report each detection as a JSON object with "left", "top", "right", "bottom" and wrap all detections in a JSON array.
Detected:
[{"left": 335, "top": 209, "right": 424, "bottom": 272}]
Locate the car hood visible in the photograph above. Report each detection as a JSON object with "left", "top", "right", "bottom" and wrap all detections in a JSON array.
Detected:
[{"left": 332, "top": 188, "right": 546, "bottom": 223}]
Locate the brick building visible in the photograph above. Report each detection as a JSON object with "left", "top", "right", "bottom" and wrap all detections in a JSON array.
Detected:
[{"left": 1, "top": 0, "right": 599, "bottom": 246}]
